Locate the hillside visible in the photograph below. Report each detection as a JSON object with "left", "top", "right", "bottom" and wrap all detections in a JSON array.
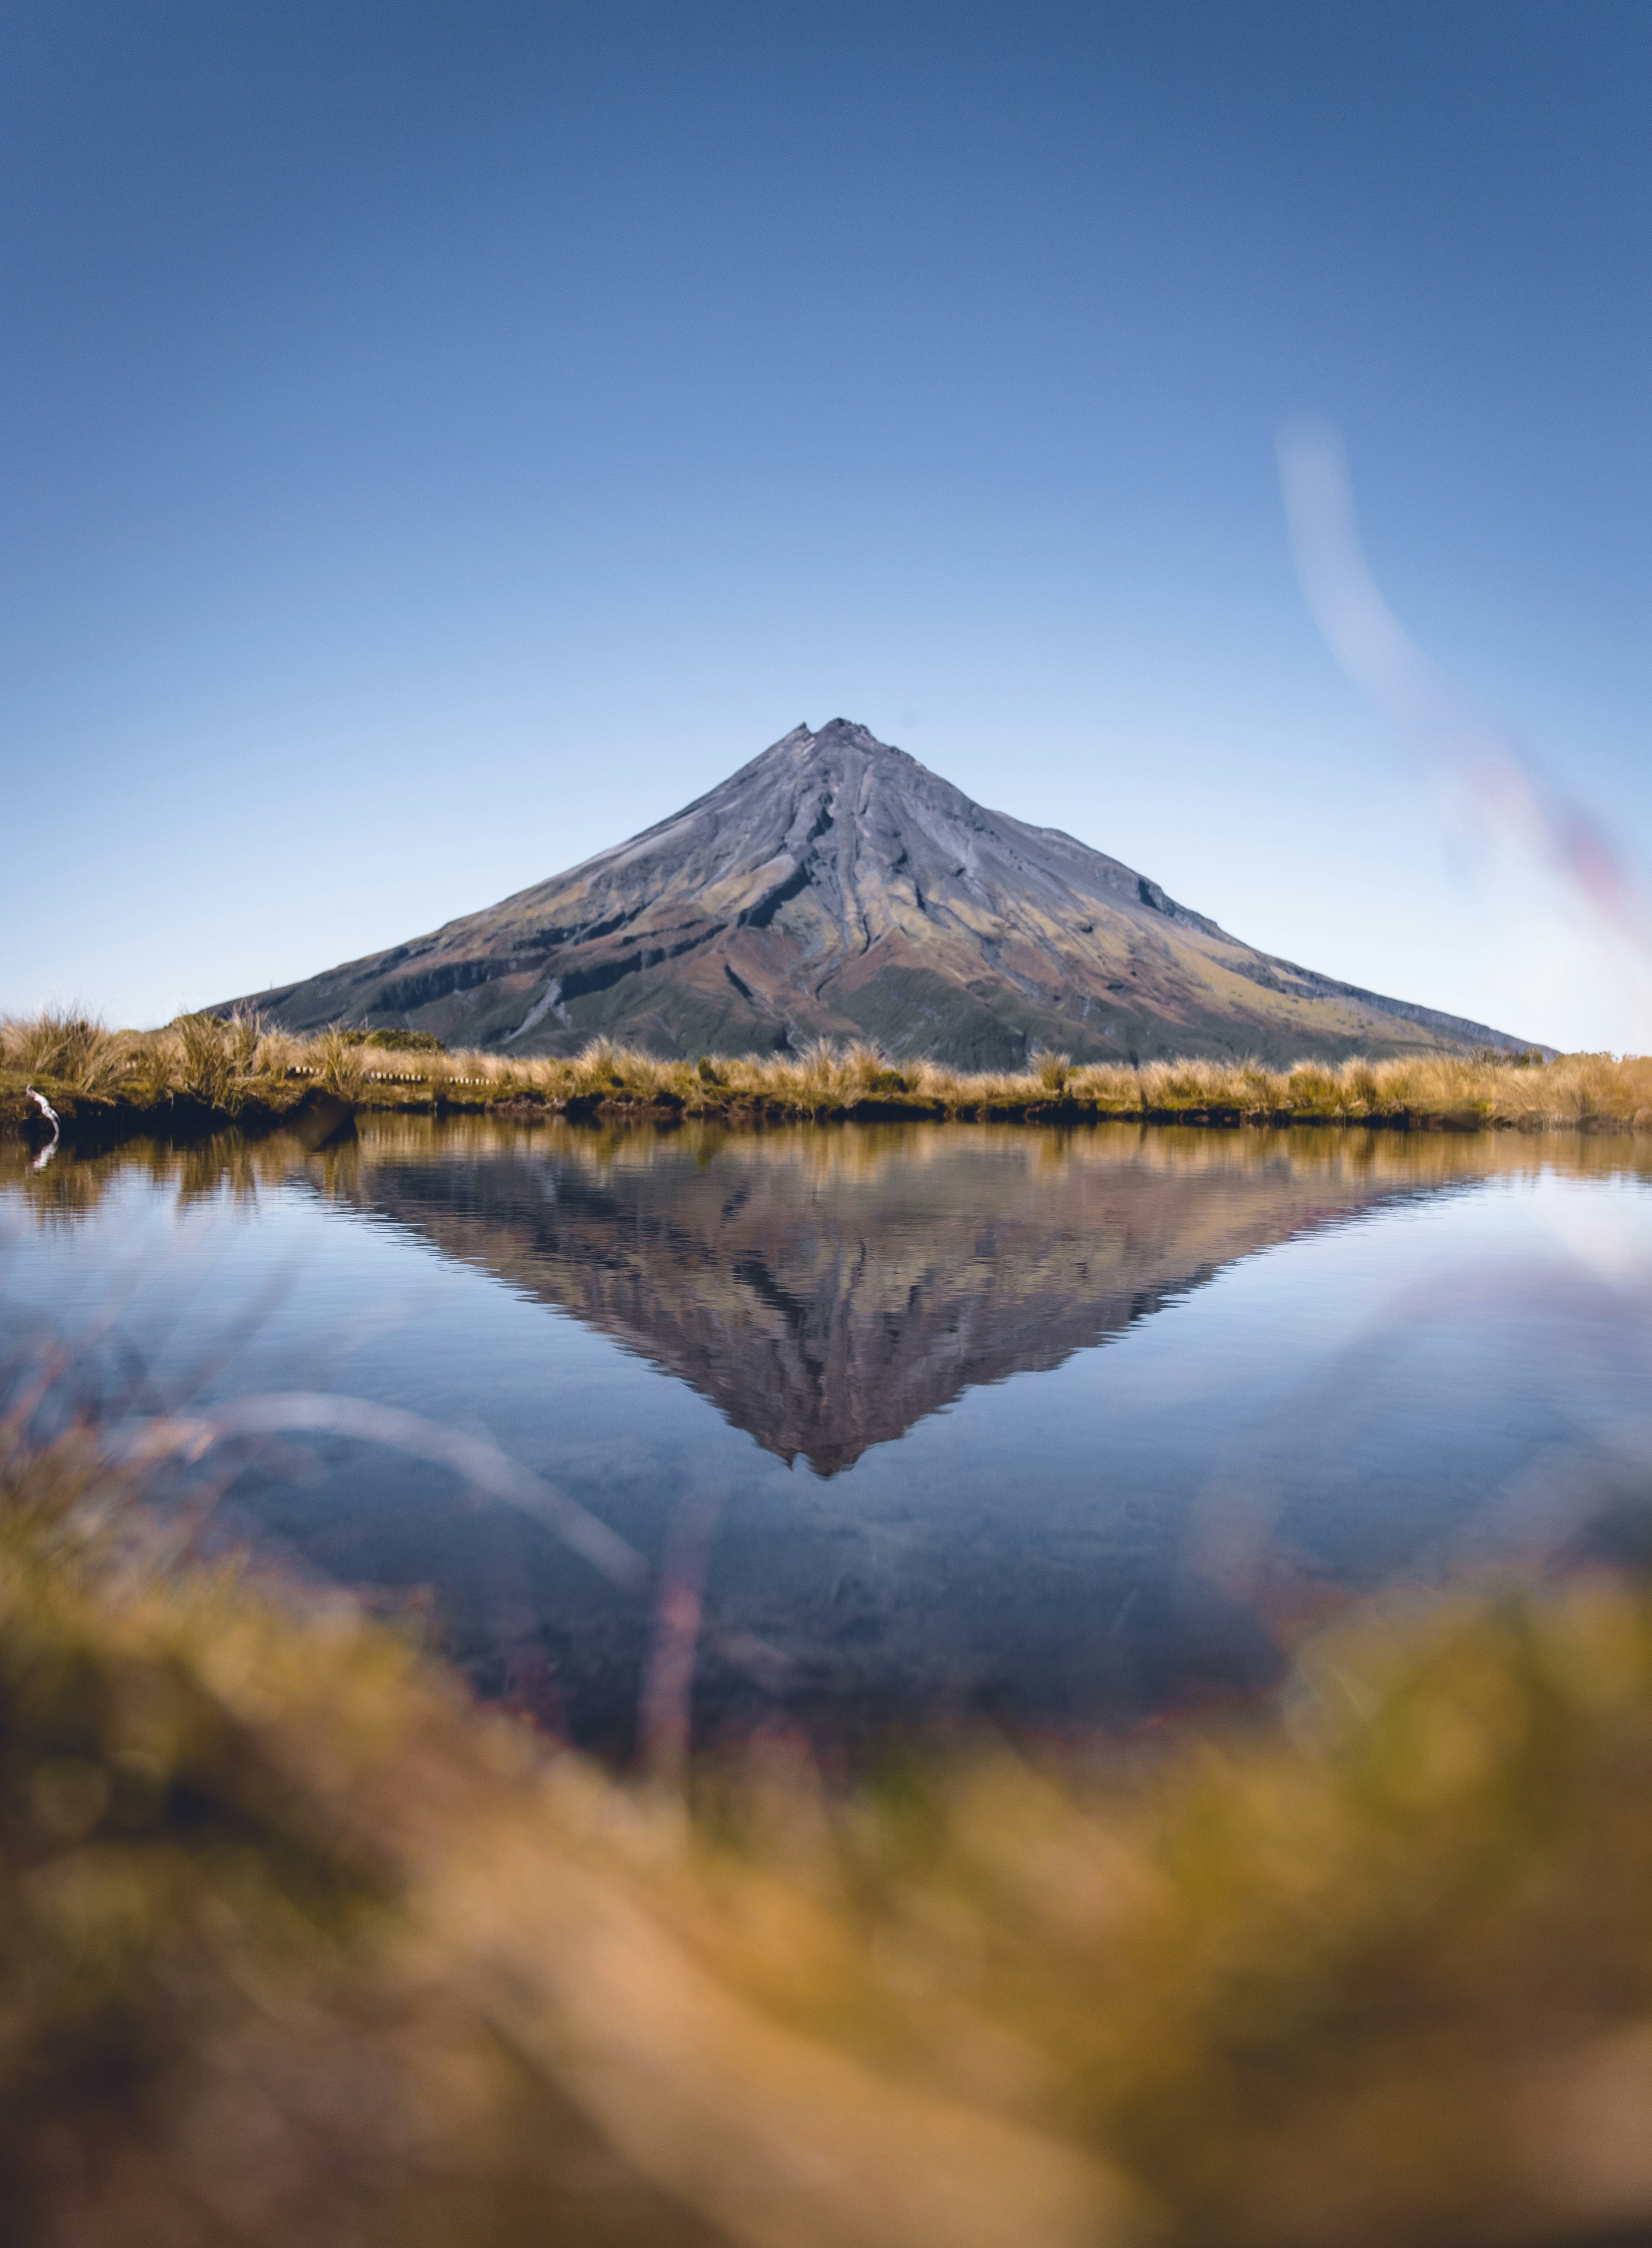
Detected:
[{"left": 231, "top": 720, "right": 1535, "bottom": 1067}]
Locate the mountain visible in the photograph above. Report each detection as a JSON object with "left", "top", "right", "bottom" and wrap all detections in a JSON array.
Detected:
[
  {"left": 232, "top": 718, "right": 1535, "bottom": 1066},
  {"left": 349, "top": 1122, "right": 1452, "bottom": 1474}
]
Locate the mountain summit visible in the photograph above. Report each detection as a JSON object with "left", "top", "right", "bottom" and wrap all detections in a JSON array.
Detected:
[{"left": 235, "top": 719, "right": 1533, "bottom": 1065}]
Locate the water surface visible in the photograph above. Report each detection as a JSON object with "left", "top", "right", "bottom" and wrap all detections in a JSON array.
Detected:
[{"left": 5, "top": 1116, "right": 1650, "bottom": 1756}]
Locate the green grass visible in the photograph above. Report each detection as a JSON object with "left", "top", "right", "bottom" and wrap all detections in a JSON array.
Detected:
[
  {"left": 8, "top": 1395, "right": 1652, "bottom": 2244},
  {"left": 5, "top": 1008, "right": 1652, "bottom": 1147}
]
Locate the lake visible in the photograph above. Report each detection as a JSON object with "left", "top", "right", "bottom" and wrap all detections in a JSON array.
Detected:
[{"left": 4, "top": 1115, "right": 1651, "bottom": 1760}]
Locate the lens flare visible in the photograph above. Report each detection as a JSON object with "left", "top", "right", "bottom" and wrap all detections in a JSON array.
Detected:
[{"left": 1278, "top": 418, "right": 1652, "bottom": 1011}]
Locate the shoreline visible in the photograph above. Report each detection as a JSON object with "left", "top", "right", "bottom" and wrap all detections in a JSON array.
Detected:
[
  {"left": 4, "top": 1015, "right": 1649, "bottom": 1152},
  {"left": 6, "top": 1067, "right": 1651, "bottom": 1154}
]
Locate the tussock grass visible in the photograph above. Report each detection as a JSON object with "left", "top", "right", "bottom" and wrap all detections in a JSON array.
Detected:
[
  {"left": 2, "top": 1009, "right": 282, "bottom": 1109},
  {"left": 173, "top": 1009, "right": 240, "bottom": 1105},
  {"left": 313, "top": 1023, "right": 368, "bottom": 1101},
  {"left": 0, "top": 1006, "right": 133, "bottom": 1095},
  {"left": 8, "top": 1398, "right": 1652, "bottom": 2242},
  {"left": 369, "top": 1037, "right": 1650, "bottom": 1132},
  {"left": 6, "top": 1008, "right": 1652, "bottom": 1138}
]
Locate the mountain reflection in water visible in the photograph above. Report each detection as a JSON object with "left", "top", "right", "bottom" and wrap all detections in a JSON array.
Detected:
[
  {"left": 343, "top": 1119, "right": 1447, "bottom": 1473},
  {"left": 7, "top": 1119, "right": 1652, "bottom": 1757}
]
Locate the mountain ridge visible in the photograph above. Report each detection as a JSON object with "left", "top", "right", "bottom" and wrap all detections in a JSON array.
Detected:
[{"left": 229, "top": 718, "right": 1539, "bottom": 1065}]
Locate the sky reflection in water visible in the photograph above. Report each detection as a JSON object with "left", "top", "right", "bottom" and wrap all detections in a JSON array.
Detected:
[{"left": 4, "top": 1117, "right": 1651, "bottom": 1760}]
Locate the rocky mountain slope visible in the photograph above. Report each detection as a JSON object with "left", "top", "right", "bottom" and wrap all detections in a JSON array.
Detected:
[{"left": 232, "top": 719, "right": 1534, "bottom": 1066}]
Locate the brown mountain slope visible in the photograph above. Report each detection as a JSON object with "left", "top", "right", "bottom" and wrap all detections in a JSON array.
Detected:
[{"left": 232, "top": 719, "right": 1536, "bottom": 1067}]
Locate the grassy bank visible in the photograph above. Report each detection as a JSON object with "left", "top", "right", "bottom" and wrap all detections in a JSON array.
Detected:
[
  {"left": 4, "top": 1006, "right": 1650, "bottom": 1146},
  {"left": 8, "top": 1402, "right": 1652, "bottom": 2244}
]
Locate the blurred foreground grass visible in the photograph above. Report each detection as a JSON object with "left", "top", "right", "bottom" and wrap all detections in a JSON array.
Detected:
[
  {"left": 6, "top": 1005, "right": 1652, "bottom": 1140},
  {"left": 8, "top": 1416, "right": 1652, "bottom": 2244}
]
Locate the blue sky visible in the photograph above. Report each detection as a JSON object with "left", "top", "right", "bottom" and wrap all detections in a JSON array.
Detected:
[{"left": 4, "top": 0, "right": 1650, "bottom": 1048}]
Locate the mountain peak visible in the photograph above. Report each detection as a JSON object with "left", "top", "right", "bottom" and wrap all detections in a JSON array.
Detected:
[
  {"left": 231, "top": 720, "right": 1539, "bottom": 1067},
  {"left": 813, "top": 716, "right": 895, "bottom": 747},
  {"left": 761, "top": 716, "right": 916, "bottom": 768}
]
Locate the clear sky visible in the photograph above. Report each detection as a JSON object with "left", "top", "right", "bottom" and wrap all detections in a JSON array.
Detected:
[{"left": 5, "top": 0, "right": 1650, "bottom": 1049}]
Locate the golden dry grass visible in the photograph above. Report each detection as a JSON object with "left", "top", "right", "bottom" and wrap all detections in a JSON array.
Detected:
[
  {"left": 0, "top": 1006, "right": 135, "bottom": 1095},
  {"left": 6, "top": 1008, "right": 1652, "bottom": 1133},
  {"left": 303, "top": 1032, "right": 1652, "bottom": 1131}
]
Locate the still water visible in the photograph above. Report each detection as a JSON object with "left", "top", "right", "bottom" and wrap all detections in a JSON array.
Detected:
[{"left": 4, "top": 1116, "right": 1652, "bottom": 1757}]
